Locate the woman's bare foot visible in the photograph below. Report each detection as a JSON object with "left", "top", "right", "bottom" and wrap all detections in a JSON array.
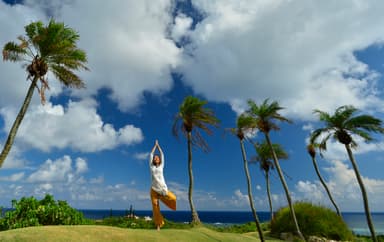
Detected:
[{"left": 157, "top": 225, "right": 160, "bottom": 231}]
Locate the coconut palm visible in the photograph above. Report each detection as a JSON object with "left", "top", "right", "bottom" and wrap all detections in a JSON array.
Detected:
[
  {"left": 307, "top": 143, "right": 341, "bottom": 217},
  {"left": 311, "top": 105, "right": 384, "bottom": 242},
  {"left": 247, "top": 99, "right": 304, "bottom": 240},
  {"left": 1, "top": 20, "right": 88, "bottom": 167},
  {"left": 173, "top": 95, "right": 219, "bottom": 224},
  {"left": 251, "top": 140, "right": 288, "bottom": 221},
  {"left": 228, "top": 113, "right": 265, "bottom": 241}
]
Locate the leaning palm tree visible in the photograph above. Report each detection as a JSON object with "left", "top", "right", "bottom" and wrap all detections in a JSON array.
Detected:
[
  {"left": 228, "top": 113, "right": 265, "bottom": 241},
  {"left": 1, "top": 20, "right": 88, "bottom": 167},
  {"left": 247, "top": 99, "right": 304, "bottom": 240},
  {"left": 307, "top": 143, "right": 341, "bottom": 217},
  {"left": 311, "top": 105, "right": 383, "bottom": 242},
  {"left": 173, "top": 95, "right": 219, "bottom": 224},
  {"left": 251, "top": 140, "right": 288, "bottom": 221}
]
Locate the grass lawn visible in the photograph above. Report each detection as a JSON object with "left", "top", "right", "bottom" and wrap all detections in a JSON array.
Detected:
[{"left": 0, "top": 225, "right": 282, "bottom": 242}]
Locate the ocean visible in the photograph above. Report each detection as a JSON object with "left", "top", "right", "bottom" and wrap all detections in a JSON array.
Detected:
[{"left": 80, "top": 209, "right": 384, "bottom": 236}]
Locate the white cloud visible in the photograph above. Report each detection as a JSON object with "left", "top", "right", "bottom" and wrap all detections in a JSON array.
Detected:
[
  {"left": 296, "top": 159, "right": 384, "bottom": 211},
  {"left": 75, "top": 158, "right": 88, "bottom": 174},
  {"left": 0, "top": 2, "right": 50, "bottom": 109},
  {"left": 172, "top": 13, "right": 193, "bottom": 42},
  {"left": 230, "top": 189, "right": 250, "bottom": 207},
  {"left": 0, "top": 145, "right": 29, "bottom": 169},
  {"left": 0, "top": 172, "right": 25, "bottom": 182},
  {"left": 0, "top": 1, "right": 181, "bottom": 112},
  {"left": 90, "top": 175, "right": 104, "bottom": 184},
  {"left": 1, "top": 99, "right": 143, "bottom": 152},
  {"left": 27, "top": 155, "right": 74, "bottom": 183},
  {"left": 134, "top": 152, "right": 150, "bottom": 161},
  {"left": 54, "top": 0, "right": 181, "bottom": 111},
  {"left": 180, "top": 0, "right": 384, "bottom": 119}
]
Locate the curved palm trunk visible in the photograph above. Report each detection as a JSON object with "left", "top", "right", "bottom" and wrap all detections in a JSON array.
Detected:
[
  {"left": 311, "top": 156, "right": 341, "bottom": 217},
  {"left": 0, "top": 77, "right": 38, "bottom": 168},
  {"left": 187, "top": 131, "right": 200, "bottom": 224},
  {"left": 265, "top": 133, "right": 304, "bottom": 240},
  {"left": 345, "top": 145, "right": 377, "bottom": 242},
  {"left": 240, "top": 139, "right": 265, "bottom": 242},
  {"left": 265, "top": 171, "right": 274, "bottom": 221}
]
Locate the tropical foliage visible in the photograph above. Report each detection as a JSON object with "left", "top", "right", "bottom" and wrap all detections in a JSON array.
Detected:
[
  {"left": 229, "top": 113, "right": 264, "bottom": 241},
  {"left": 311, "top": 105, "right": 384, "bottom": 242},
  {"left": 270, "top": 202, "right": 354, "bottom": 241},
  {"left": 306, "top": 143, "right": 341, "bottom": 217},
  {"left": 251, "top": 140, "right": 288, "bottom": 221},
  {"left": 173, "top": 95, "right": 219, "bottom": 224},
  {"left": 247, "top": 98, "right": 304, "bottom": 241},
  {"left": 0, "top": 194, "right": 85, "bottom": 230},
  {"left": 0, "top": 19, "right": 88, "bottom": 167}
]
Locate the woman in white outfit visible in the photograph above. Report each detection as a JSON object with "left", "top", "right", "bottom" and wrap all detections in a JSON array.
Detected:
[{"left": 150, "top": 140, "right": 176, "bottom": 230}]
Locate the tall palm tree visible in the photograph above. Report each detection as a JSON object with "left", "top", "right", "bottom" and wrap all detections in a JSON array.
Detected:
[
  {"left": 306, "top": 143, "right": 341, "bottom": 217},
  {"left": 228, "top": 113, "right": 265, "bottom": 241},
  {"left": 173, "top": 95, "right": 219, "bottom": 224},
  {"left": 251, "top": 140, "right": 288, "bottom": 221},
  {"left": 247, "top": 99, "right": 304, "bottom": 240},
  {"left": 1, "top": 20, "right": 88, "bottom": 167},
  {"left": 310, "top": 105, "right": 384, "bottom": 242}
]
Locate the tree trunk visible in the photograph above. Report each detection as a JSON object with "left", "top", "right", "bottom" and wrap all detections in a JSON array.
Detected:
[
  {"left": 311, "top": 156, "right": 341, "bottom": 217},
  {"left": 0, "top": 77, "right": 38, "bottom": 168},
  {"left": 187, "top": 131, "right": 200, "bottom": 224},
  {"left": 265, "top": 133, "right": 304, "bottom": 240},
  {"left": 265, "top": 171, "right": 274, "bottom": 221},
  {"left": 345, "top": 145, "right": 377, "bottom": 242},
  {"left": 240, "top": 139, "right": 265, "bottom": 242}
]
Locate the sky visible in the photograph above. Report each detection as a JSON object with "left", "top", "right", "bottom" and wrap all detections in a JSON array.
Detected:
[{"left": 0, "top": 0, "right": 384, "bottom": 212}]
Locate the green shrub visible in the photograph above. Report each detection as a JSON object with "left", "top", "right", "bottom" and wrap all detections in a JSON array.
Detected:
[
  {"left": 209, "top": 221, "right": 269, "bottom": 234},
  {"left": 0, "top": 194, "right": 86, "bottom": 230},
  {"left": 270, "top": 202, "right": 354, "bottom": 241}
]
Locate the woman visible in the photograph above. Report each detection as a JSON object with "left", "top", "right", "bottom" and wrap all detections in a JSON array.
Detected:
[{"left": 150, "top": 140, "right": 177, "bottom": 230}]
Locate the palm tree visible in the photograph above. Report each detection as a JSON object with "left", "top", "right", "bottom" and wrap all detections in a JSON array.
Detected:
[
  {"left": 247, "top": 99, "right": 304, "bottom": 240},
  {"left": 1, "top": 20, "right": 88, "bottom": 167},
  {"left": 306, "top": 143, "right": 341, "bottom": 217},
  {"left": 251, "top": 140, "right": 288, "bottom": 221},
  {"left": 173, "top": 95, "right": 219, "bottom": 224},
  {"left": 311, "top": 105, "right": 384, "bottom": 242},
  {"left": 228, "top": 113, "right": 265, "bottom": 241}
]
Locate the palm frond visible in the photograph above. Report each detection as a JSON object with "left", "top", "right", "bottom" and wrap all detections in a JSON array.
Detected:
[
  {"left": 247, "top": 98, "right": 292, "bottom": 133},
  {"left": 311, "top": 105, "right": 384, "bottom": 152},
  {"left": 173, "top": 96, "right": 219, "bottom": 152},
  {"left": 2, "top": 42, "right": 28, "bottom": 62},
  {"left": 50, "top": 64, "right": 85, "bottom": 88},
  {"left": 251, "top": 140, "right": 287, "bottom": 172}
]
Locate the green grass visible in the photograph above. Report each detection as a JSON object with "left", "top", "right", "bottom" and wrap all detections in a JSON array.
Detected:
[{"left": 0, "top": 225, "right": 283, "bottom": 242}]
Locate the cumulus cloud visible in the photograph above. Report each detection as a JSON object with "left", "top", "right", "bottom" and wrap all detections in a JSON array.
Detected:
[
  {"left": 0, "top": 172, "right": 25, "bottom": 182},
  {"left": 296, "top": 159, "right": 384, "bottom": 211},
  {"left": 172, "top": 13, "right": 193, "bottom": 42},
  {"left": 230, "top": 189, "right": 250, "bottom": 207},
  {"left": 54, "top": 0, "right": 181, "bottom": 111},
  {"left": 0, "top": 1, "right": 181, "bottom": 112},
  {"left": 75, "top": 158, "right": 88, "bottom": 174},
  {"left": 27, "top": 155, "right": 74, "bottom": 183},
  {"left": 0, "top": 99, "right": 143, "bottom": 152},
  {"left": 180, "top": 0, "right": 384, "bottom": 119}
]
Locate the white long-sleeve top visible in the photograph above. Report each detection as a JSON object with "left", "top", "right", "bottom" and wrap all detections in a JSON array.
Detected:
[{"left": 149, "top": 153, "right": 168, "bottom": 196}]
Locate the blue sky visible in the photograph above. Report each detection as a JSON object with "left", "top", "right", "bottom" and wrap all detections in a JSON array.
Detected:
[{"left": 0, "top": 0, "right": 384, "bottom": 212}]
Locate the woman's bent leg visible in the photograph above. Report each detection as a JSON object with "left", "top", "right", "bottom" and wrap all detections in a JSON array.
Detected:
[
  {"left": 159, "top": 190, "right": 177, "bottom": 211},
  {"left": 150, "top": 189, "right": 164, "bottom": 228}
]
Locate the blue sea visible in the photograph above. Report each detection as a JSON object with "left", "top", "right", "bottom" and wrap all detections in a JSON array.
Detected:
[{"left": 80, "top": 209, "right": 384, "bottom": 236}]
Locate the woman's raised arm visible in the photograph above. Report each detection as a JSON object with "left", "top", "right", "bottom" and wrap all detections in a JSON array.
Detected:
[{"left": 157, "top": 141, "right": 165, "bottom": 167}]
